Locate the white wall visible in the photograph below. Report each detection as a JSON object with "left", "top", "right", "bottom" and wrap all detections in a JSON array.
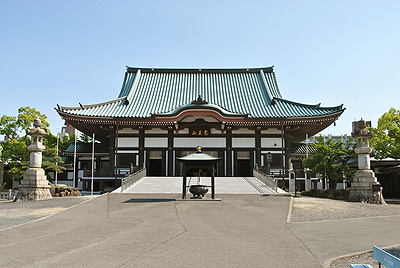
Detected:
[
  {"left": 145, "top": 137, "right": 168, "bottom": 147},
  {"left": 117, "top": 137, "right": 139, "bottom": 147},
  {"left": 261, "top": 137, "right": 282, "bottom": 148},
  {"left": 174, "top": 137, "right": 226, "bottom": 148},
  {"left": 232, "top": 138, "right": 255, "bottom": 148}
]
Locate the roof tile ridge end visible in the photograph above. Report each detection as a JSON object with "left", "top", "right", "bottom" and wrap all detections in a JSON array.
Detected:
[
  {"left": 58, "top": 97, "right": 126, "bottom": 111},
  {"left": 125, "top": 68, "right": 142, "bottom": 104},
  {"left": 259, "top": 69, "right": 274, "bottom": 104},
  {"left": 274, "top": 98, "right": 344, "bottom": 110}
]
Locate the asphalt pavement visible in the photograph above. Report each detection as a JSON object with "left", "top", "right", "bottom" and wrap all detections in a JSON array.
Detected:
[{"left": 0, "top": 194, "right": 399, "bottom": 268}]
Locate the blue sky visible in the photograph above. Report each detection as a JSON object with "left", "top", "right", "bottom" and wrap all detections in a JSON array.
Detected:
[{"left": 1, "top": 0, "right": 399, "bottom": 137}]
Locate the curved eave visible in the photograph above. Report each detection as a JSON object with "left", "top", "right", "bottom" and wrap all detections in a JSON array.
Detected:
[
  {"left": 273, "top": 97, "right": 343, "bottom": 110},
  {"left": 266, "top": 108, "right": 345, "bottom": 121},
  {"left": 153, "top": 103, "right": 248, "bottom": 118},
  {"left": 57, "top": 110, "right": 344, "bottom": 127},
  {"left": 57, "top": 97, "right": 126, "bottom": 111}
]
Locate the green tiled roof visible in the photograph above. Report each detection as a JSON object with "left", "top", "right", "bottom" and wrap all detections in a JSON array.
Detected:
[
  {"left": 63, "top": 142, "right": 109, "bottom": 155},
  {"left": 290, "top": 143, "right": 316, "bottom": 155},
  {"left": 58, "top": 67, "right": 344, "bottom": 119}
]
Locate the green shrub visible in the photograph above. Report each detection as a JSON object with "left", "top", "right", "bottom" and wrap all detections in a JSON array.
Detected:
[
  {"left": 333, "top": 190, "right": 343, "bottom": 198},
  {"left": 301, "top": 191, "right": 311, "bottom": 196}
]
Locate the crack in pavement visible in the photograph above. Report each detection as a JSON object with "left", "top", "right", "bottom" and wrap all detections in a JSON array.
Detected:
[{"left": 116, "top": 201, "right": 188, "bottom": 267}]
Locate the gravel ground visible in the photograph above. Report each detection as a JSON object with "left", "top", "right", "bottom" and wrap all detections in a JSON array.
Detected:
[
  {"left": 330, "top": 245, "right": 400, "bottom": 268},
  {"left": 290, "top": 196, "right": 400, "bottom": 267},
  {"left": 0, "top": 196, "right": 96, "bottom": 230},
  {"left": 290, "top": 196, "right": 400, "bottom": 222}
]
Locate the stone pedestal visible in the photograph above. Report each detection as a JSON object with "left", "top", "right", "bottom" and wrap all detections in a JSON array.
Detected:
[
  {"left": 348, "top": 170, "right": 383, "bottom": 203},
  {"left": 15, "top": 168, "right": 52, "bottom": 201}
]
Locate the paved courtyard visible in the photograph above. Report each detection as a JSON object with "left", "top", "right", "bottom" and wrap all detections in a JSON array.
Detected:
[{"left": 1, "top": 193, "right": 399, "bottom": 268}]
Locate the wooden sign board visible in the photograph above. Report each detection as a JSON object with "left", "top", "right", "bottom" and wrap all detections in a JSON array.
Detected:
[{"left": 190, "top": 128, "right": 210, "bottom": 137}]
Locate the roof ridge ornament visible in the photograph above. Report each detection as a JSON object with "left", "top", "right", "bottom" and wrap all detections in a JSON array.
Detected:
[{"left": 191, "top": 95, "right": 208, "bottom": 105}]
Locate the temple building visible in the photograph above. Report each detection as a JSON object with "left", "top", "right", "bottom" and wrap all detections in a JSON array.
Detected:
[{"left": 56, "top": 66, "right": 345, "bottom": 191}]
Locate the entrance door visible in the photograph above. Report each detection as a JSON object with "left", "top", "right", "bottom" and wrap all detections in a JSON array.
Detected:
[
  {"left": 146, "top": 151, "right": 166, "bottom": 176},
  {"left": 235, "top": 151, "right": 253, "bottom": 177}
]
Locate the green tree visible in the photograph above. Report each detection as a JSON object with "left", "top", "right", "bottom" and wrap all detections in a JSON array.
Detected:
[
  {"left": 369, "top": 107, "right": 400, "bottom": 159},
  {"left": 79, "top": 133, "right": 96, "bottom": 143},
  {"left": 0, "top": 107, "right": 67, "bottom": 182},
  {"left": 0, "top": 106, "right": 49, "bottom": 138},
  {"left": 302, "top": 136, "right": 356, "bottom": 189},
  {"left": 1, "top": 137, "right": 30, "bottom": 180},
  {"left": 42, "top": 147, "right": 66, "bottom": 181}
]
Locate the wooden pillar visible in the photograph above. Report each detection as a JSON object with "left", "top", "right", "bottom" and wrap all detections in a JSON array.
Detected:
[
  {"left": 284, "top": 128, "right": 291, "bottom": 179},
  {"left": 139, "top": 126, "right": 144, "bottom": 167},
  {"left": 115, "top": 119, "right": 119, "bottom": 181},
  {"left": 182, "top": 166, "right": 187, "bottom": 199},
  {"left": 281, "top": 121, "right": 285, "bottom": 179},
  {"left": 168, "top": 125, "right": 174, "bottom": 176},
  {"left": 226, "top": 126, "right": 232, "bottom": 176},
  {"left": 100, "top": 181, "right": 104, "bottom": 193},
  {"left": 255, "top": 126, "right": 261, "bottom": 168},
  {"left": 109, "top": 125, "right": 115, "bottom": 174},
  {"left": 74, "top": 162, "right": 79, "bottom": 189},
  {"left": 211, "top": 165, "right": 215, "bottom": 199},
  {"left": 114, "top": 119, "right": 121, "bottom": 187}
]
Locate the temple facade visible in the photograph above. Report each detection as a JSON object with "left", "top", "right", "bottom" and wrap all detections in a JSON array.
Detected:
[{"left": 56, "top": 67, "right": 344, "bottom": 190}]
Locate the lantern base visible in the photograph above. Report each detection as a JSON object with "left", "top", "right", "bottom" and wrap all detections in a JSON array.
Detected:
[{"left": 14, "top": 168, "right": 52, "bottom": 202}]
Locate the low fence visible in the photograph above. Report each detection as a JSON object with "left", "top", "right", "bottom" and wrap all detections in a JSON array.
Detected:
[
  {"left": 121, "top": 168, "right": 146, "bottom": 192},
  {"left": 253, "top": 169, "right": 278, "bottom": 193},
  {"left": 0, "top": 189, "right": 17, "bottom": 200}
]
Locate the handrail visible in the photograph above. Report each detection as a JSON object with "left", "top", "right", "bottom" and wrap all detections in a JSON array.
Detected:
[
  {"left": 253, "top": 168, "right": 278, "bottom": 193},
  {"left": 121, "top": 168, "right": 146, "bottom": 192},
  {"left": 84, "top": 168, "right": 135, "bottom": 177}
]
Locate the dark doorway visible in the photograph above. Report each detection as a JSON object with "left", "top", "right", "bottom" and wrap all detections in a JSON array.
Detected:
[
  {"left": 235, "top": 151, "right": 253, "bottom": 177},
  {"left": 147, "top": 151, "right": 166, "bottom": 176},
  {"left": 93, "top": 181, "right": 100, "bottom": 191}
]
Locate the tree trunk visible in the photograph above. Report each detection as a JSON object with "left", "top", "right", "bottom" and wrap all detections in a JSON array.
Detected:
[{"left": 329, "top": 179, "right": 337, "bottom": 190}]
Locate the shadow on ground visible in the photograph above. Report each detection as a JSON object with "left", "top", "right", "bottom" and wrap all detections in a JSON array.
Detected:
[{"left": 122, "top": 198, "right": 176, "bottom": 203}]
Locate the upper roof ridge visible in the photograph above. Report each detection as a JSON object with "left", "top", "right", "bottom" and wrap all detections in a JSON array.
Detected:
[{"left": 125, "top": 66, "right": 274, "bottom": 73}]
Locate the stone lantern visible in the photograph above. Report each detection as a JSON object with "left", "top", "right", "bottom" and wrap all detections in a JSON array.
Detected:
[
  {"left": 0, "top": 145, "right": 4, "bottom": 187},
  {"left": 348, "top": 119, "right": 384, "bottom": 203},
  {"left": 15, "top": 118, "right": 52, "bottom": 201}
]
